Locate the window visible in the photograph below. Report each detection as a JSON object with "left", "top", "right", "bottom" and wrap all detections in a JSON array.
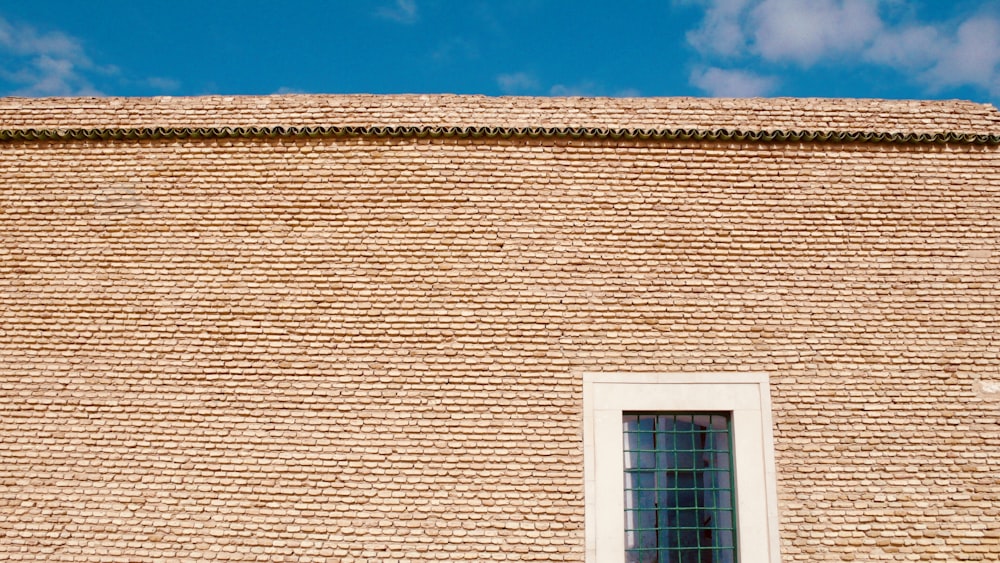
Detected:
[
  {"left": 623, "top": 413, "right": 736, "bottom": 563},
  {"left": 583, "top": 373, "right": 780, "bottom": 563}
]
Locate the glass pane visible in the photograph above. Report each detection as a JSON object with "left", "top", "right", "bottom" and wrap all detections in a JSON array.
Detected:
[{"left": 624, "top": 412, "right": 737, "bottom": 563}]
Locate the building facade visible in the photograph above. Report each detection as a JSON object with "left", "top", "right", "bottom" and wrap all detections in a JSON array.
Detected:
[{"left": 1, "top": 95, "right": 999, "bottom": 561}]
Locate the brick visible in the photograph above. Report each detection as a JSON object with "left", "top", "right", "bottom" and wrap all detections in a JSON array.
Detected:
[{"left": 0, "top": 94, "right": 999, "bottom": 562}]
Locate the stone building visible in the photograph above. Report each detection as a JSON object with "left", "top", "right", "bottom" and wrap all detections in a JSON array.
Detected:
[{"left": 1, "top": 95, "right": 998, "bottom": 562}]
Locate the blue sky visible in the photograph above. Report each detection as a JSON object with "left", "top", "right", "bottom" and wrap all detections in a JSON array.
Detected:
[{"left": 0, "top": 1, "right": 998, "bottom": 104}]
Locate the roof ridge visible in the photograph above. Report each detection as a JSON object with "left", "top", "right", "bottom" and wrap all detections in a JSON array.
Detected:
[{"left": 1, "top": 123, "right": 998, "bottom": 145}]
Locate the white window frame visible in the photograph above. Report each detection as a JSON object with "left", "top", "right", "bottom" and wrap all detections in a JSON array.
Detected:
[{"left": 583, "top": 372, "right": 781, "bottom": 563}]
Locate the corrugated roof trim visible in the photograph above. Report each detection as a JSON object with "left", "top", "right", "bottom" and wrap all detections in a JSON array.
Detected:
[{"left": 1, "top": 125, "right": 998, "bottom": 145}]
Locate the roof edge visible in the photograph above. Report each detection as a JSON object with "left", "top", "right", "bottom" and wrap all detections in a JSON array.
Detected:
[{"left": 1, "top": 124, "right": 998, "bottom": 146}]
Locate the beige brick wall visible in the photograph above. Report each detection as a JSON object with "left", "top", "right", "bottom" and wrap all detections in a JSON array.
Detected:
[{"left": 1, "top": 113, "right": 999, "bottom": 561}]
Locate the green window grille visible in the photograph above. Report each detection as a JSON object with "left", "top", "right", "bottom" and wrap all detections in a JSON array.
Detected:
[{"left": 623, "top": 412, "right": 737, "bottom": 563}]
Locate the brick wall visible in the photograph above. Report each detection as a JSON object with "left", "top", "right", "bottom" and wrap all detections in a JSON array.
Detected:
[{"left": 1, "top": 99, "right": 999, "bottom": 561}]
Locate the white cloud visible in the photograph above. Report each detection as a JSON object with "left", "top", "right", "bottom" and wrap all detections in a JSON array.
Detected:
[
  {"left": 865, "top": 23, "right": 942, "bottom": 69},
  {"left": 863, "top": 14, "right": 1000, "bottom": 97},
  {"left": 431, "top": 37, "right": 479, "bottom": 63},
  {"left": 684, "top": 1, "right": 1000, "bottom": 99},
  {"left": 275, "top": 86, "right": 308, "bottom": 95},
  {"left": 549, "top": 82, "right": 598, "bottom": 97},
  {"left": 0, "top": 18, "right": 79, "bottom": 59},
  {"left": 690, "top": 66, "right": 777, "bottom": 97},
  {"left": 749, "top": 0, "right": 882, "bottom": 66},
  {"left": 377, "top": 0, "right": 419, "bottom": 24},
  {"left": 685, "top": 0, "right": 883, "bottom": 64},
  {"left": 497, "top": 72, "right": 539, "bottom": 94},
  {"left": 614, "top": 88, "right": 643, "bottom": 98},
  {"left": 921, "top": 17, "right": 1000, "bottom": 95},
  {"left": 686, "top": 0, "right": 751, "bottom": 57},
  {"left": 0, "top": 16, "right": 180, "bottom": 97},
  {"left": 0, "top": 16, "right": 102, "bottom": 96},
  {"left": 145, "top": 76, "right": 181, "bottom": 92}
]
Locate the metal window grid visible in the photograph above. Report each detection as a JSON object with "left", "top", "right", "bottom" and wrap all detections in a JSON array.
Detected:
[{"left": 623, "top": 412, "right": 738, "bottom": 563}]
